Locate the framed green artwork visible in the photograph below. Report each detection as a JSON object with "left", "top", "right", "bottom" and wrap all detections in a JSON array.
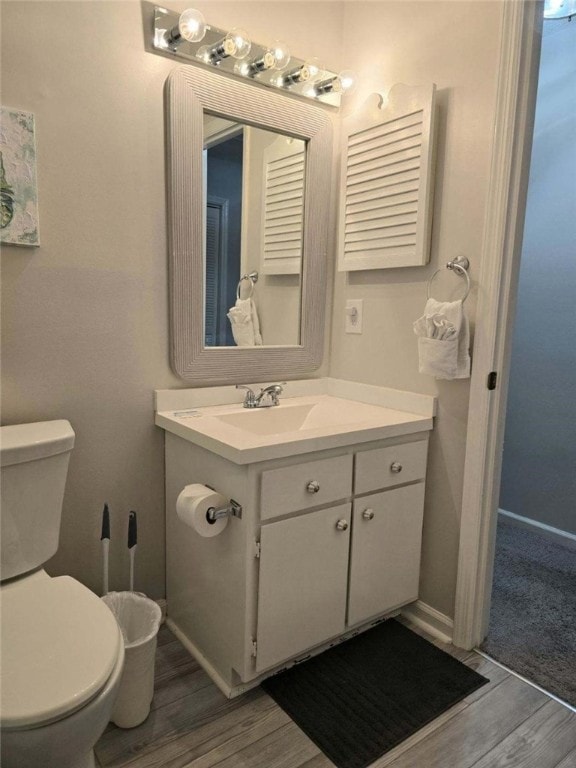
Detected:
[{"left": 1, "top": 107, "right": 40, "bottom": 246}]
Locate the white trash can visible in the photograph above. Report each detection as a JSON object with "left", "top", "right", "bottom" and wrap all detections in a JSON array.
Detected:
[{"left": 102, "top": 591, "right": 162, "bottom": 729}]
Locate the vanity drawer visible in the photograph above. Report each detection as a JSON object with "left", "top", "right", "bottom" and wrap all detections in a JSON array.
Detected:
[
  {"left": 355, "top": 439, "right": 428, "bottom": 494},
  {"left": 260, "top": 455, "right": 353, "bottom": 520}
]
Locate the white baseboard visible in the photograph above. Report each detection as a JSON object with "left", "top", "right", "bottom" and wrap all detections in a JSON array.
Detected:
[
  {"left": 166, "top": 617, "right": 241, "bottom": 698},
  {"left": 401, "top": 600, "right": 454, "bottom": 644},
  {"left": 498, "top": 508, "right": 576, "bottom": 547}
]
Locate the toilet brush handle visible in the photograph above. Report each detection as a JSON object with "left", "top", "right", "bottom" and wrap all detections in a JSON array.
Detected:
[
  {"left": 128, "top": 511, "right": 137, "bottom": 592},
  {"left": 129, "top": 548, "right": 136, "bottom": 593},
  {"left": 101, "top": 503, "right": 110, "bottom": 596},
  {"left": 102, "top": 540, "right": 109, "bottom": 595}
]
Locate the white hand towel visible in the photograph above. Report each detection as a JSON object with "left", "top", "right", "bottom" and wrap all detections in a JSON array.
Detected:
[
  {"left": 413, "top": 298, "right": 470, "bottom": 379},
  {"left": 227, "top": 298, "right": 263, "bottom": 347},
  {"left": 249, "top": 298, "right": 263, "bottom": 346}
]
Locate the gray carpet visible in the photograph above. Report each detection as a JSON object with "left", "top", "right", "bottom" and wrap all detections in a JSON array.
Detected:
[{"left": 481, "top": 518, "right": 576, "bottom": 707}]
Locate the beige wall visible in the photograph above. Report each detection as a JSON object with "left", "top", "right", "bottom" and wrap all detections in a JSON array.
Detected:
[
  {"left": 0, "top": 1, "right": 342, "bottom": 597},
  {"left": 329, "top": 1, "right": 503, "bottom": 617},
  {"left": 1, "top": 1, "right": 504, "bottom": 620}
]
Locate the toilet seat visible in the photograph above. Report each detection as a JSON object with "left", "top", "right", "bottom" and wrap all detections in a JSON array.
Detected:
[{"left": 0, "top": 572, "right": 121, "bottom": 730}]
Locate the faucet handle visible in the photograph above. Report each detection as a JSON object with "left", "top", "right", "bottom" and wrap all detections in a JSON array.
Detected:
[
  {"left": 259, "top": 382, "right": 285, "bottom": 405},
  {"left": 235, "top": 384, "right": 256, "bottom": 408},
  {"left": 261, "top": 382, "right": 286, "bottom": 394},
  {"left": 237, "top": 382, "right": 286, "bottom": 408}
]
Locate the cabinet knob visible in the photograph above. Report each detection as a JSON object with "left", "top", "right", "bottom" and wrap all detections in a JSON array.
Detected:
[
  {"left": 306, "top": 480, "right": 320, "bottom": 494},
  {"left": 335, "top": 519, "right": 348, "bottom": 531},
  {"left": 390, "top": 462, "right": 403, "bottom": 473},
  {"left": 362, "top": 508, "right": 374, "bottom": 521}
]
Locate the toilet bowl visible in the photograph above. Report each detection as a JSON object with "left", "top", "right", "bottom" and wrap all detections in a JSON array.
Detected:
[{"left": 0, "top": 421, "right": 125, "bottom": 768}]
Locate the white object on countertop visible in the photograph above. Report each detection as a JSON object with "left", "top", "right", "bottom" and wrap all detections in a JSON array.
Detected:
[{"left": 414, "top": 298, "right": 470, "bottom": 379}]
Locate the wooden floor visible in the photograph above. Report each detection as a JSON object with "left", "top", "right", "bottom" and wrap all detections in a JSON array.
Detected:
[{"left": 95, "top": 619, "right": 576, "bottom": 768}]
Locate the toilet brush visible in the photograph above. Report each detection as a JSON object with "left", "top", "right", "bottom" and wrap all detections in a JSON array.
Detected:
[
  {"left": 128, "top": 511, "right": 137, "bottom": 592},
  {"left": 101, "top": 503, "right": 110, "bottom": 596}
]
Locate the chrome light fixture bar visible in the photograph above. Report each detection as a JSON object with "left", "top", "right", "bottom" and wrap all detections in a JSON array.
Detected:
[{"left": 152, "top": 6, "right": 349, "bottom": 107}]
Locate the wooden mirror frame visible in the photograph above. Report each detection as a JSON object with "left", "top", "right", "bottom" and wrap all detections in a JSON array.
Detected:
[{"left": 166, "top": 66, "right": 333, "bottom": 383}]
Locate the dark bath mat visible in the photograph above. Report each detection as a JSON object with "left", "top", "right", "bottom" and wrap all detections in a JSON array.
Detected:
[{"left": 261, "top": 619, "right": 488, "bottom": 768}]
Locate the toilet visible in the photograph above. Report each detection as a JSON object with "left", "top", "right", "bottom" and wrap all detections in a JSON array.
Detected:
[{"left": 0, "top": 421, "right": 125, "bottom": 768}]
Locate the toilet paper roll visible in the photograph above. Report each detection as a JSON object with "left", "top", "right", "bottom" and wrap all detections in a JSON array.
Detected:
[{"left": 176, "top": 484, "right": 230, "bottom": 537}]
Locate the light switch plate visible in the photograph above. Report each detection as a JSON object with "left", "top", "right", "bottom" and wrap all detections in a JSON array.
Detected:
[{"left": 345, "top": 299, "right": 363, "bottom": 334}]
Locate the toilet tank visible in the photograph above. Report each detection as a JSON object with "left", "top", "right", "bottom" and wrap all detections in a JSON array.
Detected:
[{"left": 0, "top": 421, "right": 75, "bottom": 581}]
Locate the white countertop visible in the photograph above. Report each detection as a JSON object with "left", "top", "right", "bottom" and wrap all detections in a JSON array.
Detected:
[{"left": 155, "top": 379, "right": 435, "bottom": 464}]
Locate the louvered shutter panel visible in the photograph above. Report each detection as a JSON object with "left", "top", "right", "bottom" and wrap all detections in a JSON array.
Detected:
[
  {"left": 338, "top": 84, "right": 436, "bottom": 270},
  {"left": 261, "top": 139, "right": 305, "bottom": 275}
]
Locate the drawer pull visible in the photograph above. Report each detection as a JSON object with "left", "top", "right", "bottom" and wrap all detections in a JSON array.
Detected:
[
  {"left": 362, "top": 508, "right": 374, "bottom": 521},
  {"left": 390, "top": 462, "right": 403, "bottom": 474},
  {"left": 336, "top": 519, "right": 349, "bottom": 531},
  {"left": 306, "top": 480, "right": 321, "bottom": 494}
]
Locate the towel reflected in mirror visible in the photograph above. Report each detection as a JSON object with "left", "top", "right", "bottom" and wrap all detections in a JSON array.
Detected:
[{"left": 227, "top": 298, "right": 263, "bottom": 346}]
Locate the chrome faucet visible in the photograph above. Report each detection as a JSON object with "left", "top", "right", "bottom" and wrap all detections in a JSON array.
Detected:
[{"left": 236, "top": 383, "right": 285, "bottom": 408}]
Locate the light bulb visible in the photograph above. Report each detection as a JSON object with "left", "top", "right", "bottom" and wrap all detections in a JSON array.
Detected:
[
  {"left": 302, "top": 58, "right": 323, "bottom": 80},
  {"left": 283, "top": 58, "right": 324, "bottom": 86},
  {"left": 314, "top": 69, "right": 357, "bottom": 96},
  {"left": 196, "top": 45, "right": 210, "bottom": 63},
  {"left": 178, "top": 9, "right": 206, "bottom": 42},
  {"left": 270, "top": 41, "right": 290, "bottom": 70},
  {"left": 165, "top": 8, "right": 206, "bottom": 46},
  {"left": 234, "top": 60, "right": 252, "bottom": 77},
  {"left": 247, "top": 40, "right": 291, "bottom": 77},
  {"left": 208, "top": 28, "right": 251, "bottom": 64},
  {"left": 226, "top": 28, "right": 252, "bottom": 59},
  {"left": 334, "top": 70, "right": 357, "bottom": 94}
]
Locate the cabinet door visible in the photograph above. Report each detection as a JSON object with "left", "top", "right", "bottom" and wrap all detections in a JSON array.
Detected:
[
  {"left": 348, "top": 484, "right": 425, "bottom": 627},
  {"left": 256, "top": 504, "right": 351, "bottom": 672}
]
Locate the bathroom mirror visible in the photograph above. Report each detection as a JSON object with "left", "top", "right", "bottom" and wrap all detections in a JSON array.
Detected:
[
  {"left": 167, "top": 66, "right": 333, "bottom": 383},
  {"left": 203, "top": 114, "right": 306, "bottom": 347}
]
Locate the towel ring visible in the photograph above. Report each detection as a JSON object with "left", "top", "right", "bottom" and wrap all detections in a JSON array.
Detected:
[
  {"left": 236, "top": 271, "right": 259, "bottom": 301},
  {"left": 427, "top": 257, "right": 470, "bottom": 302}
]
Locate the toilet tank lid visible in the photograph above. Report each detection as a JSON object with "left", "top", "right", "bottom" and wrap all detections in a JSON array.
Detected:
[{"left": 0, "top": 420, "right": 75, "bottom": 467}]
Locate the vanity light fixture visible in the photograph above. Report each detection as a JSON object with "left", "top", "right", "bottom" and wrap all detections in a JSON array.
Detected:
[{"left": 153, "top": 5, "right": 355, "bottom": 106}]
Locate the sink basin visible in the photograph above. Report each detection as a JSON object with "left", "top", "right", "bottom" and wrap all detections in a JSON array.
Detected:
[
  {"left": 215, "top": 404, "right": 315, "bottom": 435},
  {"left": 214, "top": 398, "right": 419, "bottom": 436},
  {"left": 156, "top": 393, "right": 434, "bottom": 464}
]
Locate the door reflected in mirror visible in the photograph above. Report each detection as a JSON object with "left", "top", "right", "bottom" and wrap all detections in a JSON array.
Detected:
[{"left": 203, "top": 113, "right": 306, "bottom": 348}]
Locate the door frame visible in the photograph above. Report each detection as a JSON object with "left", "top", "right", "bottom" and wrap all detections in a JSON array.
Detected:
[{"left": 452, "top": 0, "right": 544, "bottom": 649}]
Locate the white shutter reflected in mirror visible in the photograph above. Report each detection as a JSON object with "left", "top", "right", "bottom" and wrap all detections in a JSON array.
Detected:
[
  {"left": 338, "top": 84, "right": 437, "bottom": 271},
  {"left": 261, "top": 136, "right": 306, "bottom": 276}
]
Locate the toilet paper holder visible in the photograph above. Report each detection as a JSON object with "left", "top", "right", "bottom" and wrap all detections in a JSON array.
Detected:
[{"left": 206, "top": 498, "right": 243, "bottom": 523}]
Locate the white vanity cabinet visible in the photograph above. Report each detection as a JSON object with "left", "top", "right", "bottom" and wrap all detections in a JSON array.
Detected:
[
  {"left": 163, "top": 427, "right": 430, "bottom": 697},
  {"left": 256, "top": 503, "right": 352, "bottom": 673}
]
